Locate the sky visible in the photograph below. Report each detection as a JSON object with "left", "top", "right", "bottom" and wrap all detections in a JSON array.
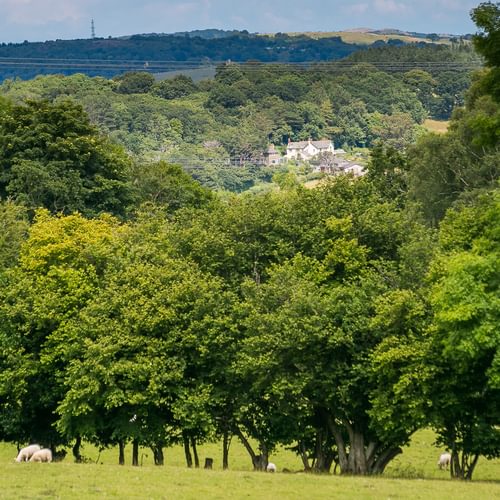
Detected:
[{"left": 0, "top": 0, "right": 481, "bottom": 43}]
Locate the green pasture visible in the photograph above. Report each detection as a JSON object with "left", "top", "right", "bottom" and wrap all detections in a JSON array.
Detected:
[{"left": 2, "top": 430, "right": 500, "bottom": 499}]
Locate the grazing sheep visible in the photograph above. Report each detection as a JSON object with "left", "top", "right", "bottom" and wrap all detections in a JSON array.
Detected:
[
  {"left": 266, "top": 462, "right": 277, "bottom": 473},
  {"left": 29, "top": 448, "right": 53, "bottom": 463},
  {"left": 15, "top": 444, "right": 41, "bottom": 462},
  {"left": 438, "top": 452, "right": 451, "bottom": 470}
]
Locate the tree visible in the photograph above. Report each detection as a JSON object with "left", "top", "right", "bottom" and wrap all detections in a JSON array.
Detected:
[
  {"left": 55, "top": 224, "right": 235, "bottom": 466},
  {"left": 226, "top": 181, "right": 434, "bottom": 474},
  {"left": 408, "top": 96, "right": 499, "bottom": 225},
  {"left": 206, "top": 84, "right": 247, "bottom": 110},
  {"left": 471, "top": 2, "right": 500, "bottom": 67},
  {"left": 402, "top": 69, "right": 438, "bottom": 113},
  {"left": 367, "top": 112, "right": 419, "bottom": 150},
  {"left": 366, "top": 144, "right": 409, "bottom": 206},
  {"left": 471, "top": 2, "right": 500, "bottom": 100},
  {"left": 426, "top": 190, "right": 500, "bottom": 480},
  {"left": 0, "top": 210, "right": 121, "bottom": 449},
  {"left": 0, "top": 99, "right": 134, "bottom": 217},
  {"left": 152, "top": 75, "right": 197, "bottom": 100},
  {"left": 115, "top": 72, "right": 156, "bottom": 94},
  {"left": 130, "top": 161, "right": 213, "bottom": 212}
]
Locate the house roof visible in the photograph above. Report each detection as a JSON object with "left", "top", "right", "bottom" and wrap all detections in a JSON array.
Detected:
[{"left": 287, "top": 140, "right": 332, "bottom": 150}]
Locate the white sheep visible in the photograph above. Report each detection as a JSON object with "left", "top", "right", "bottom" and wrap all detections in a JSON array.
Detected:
[
  {"left": 438, "top": 452, "right": 451, "bottom": 470},
  {"left": 266, "top": 462, "right": 277, "bottom": 473},
  {"left": 15, "top": 444, "right": 41, "bottom": 462},
  {"left": 29, "top": 448, "right": 53, "bottom": 463}
]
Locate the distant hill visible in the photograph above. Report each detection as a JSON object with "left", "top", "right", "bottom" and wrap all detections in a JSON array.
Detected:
[
  {"left": 0, "top": 31, "right": 364, "bottom": 81},
  {"left": 120, "top": 29, "right": 248, "bottom": 40},
  {"left": 283, "top": 28, "right": 471, "bottom": 46},
  {"left": 172, "top": 29, "right": 252, "bottom": 39},
  {"left": 0, "top": 28, "right": 472, "bottom": 82}
]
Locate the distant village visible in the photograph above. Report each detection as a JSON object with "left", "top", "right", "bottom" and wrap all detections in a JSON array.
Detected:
[{"left": 263, "top": 139, "right": 365, "bottom": 176}]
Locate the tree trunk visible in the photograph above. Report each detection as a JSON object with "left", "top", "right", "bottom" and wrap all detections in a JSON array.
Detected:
[
  {"left": 132, "top": 439, "right": 139, "bottom": 466},
  {"left": 327, "top": 416, "right": 349, "bottom": 473},
  {"left": 222, "top": 430, "right": 230, "bottom": 470},
  {"left": 72, "top": 435, "right": 82, "bottom": 463},
  {"left": 151, "top": 444, "right": 164, "bottom": 466},
  {"left": 312, "top": 430, "right": 334, "bottom": 473},
  {"left": 450, "top": 450, "right": 479, "bottom": 480},
  {"left": 257, "top": 443, "right": 269, "bottom": 471},
  {"left": 183, "top": 433, "right": 193, "bottom": 468},
  {"left": 371, "top": 447, "right": 402, "bottom": 475},
  {"left": 348, "top": 429, "right": 368, "bottom": 474},
  {"left": 253, "top": 454, "right": 268, "bottom": 471},
  {"left": 298, "top": 440, "right": 312, "bottom": 471},
  {"left": 234, "top": 426, "right": 261, "bottom": 470},
  {"left": 191, "top": 437, "right": 200, "bottom": 468},
  {"left": 118, "top": 440, "right": 125, "bottom": 466},
  {"left": 328, "top": 417, "right": 401, "bottom": 475}
]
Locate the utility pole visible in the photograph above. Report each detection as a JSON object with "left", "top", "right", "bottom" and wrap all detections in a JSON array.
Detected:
[{"left": 91, "top": 19, "right": 96, "bottom": 39}]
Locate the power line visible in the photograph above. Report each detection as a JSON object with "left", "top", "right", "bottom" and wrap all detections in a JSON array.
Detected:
[{"left": 0, "top": 57, "right": 483, "bottom": 74}]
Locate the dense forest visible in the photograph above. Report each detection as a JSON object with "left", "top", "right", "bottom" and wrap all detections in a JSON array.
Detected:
[{"left": 0, "top": 1, "right": 498, "bottom": 480}]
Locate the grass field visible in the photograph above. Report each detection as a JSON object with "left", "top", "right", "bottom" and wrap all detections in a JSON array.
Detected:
[
  {"left": 423, "top": 119, "right": 450, "bottom": 134},
  {"left": 2, "top": 430, "right": 500, "bottom": 499},
  {"left": 280, "top": 31, "right": 450, "bottom": 46}
]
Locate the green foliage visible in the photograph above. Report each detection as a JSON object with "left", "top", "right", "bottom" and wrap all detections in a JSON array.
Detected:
[
  {"left": 131, "top": 161, "right": 213, "bottom": 212},
  {"left": 366, "top": 144, "right": 409, "bottom": 205},
  {"left": 0, "top": 45, "right": 471, "bottom": 187},
  {"left": 0, "top": 211, "right": 122, "bottom": 445},
  {"left": 0, "top": 200, "right": 29, "bottom": 271},
  {"left": 0, "top": 4, "right": 497, "bottom": 480},
  {"left": 471, "top": 2, "right": 500, "bottom": 70},
  {"left": 0, "top": 98, "right": 134, "bottom": 217},
  {"left": 114, "top": 72, "right": 157, "bottom": 94},
  {"left": 407, "top": 64, "right": 499, "bottom": 226},
  {"left": 153, "top": 75, "right": 198, "bottom": 100},
  {"left": 426, "top": 189, "right": 500, "bottom": 479}
]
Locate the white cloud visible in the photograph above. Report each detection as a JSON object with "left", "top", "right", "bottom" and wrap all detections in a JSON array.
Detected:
[
  {"left": 345, "top": 3, "right": 369, "bottom": 15},
  {"left": 435, "top": 0, "right": 467, "bottom": 11},
  {"left": 0, "top": 0, "right": 86, "bottom": 25},
  {"left": 373, "top": 0, "right": 410, "bottom": 14}
]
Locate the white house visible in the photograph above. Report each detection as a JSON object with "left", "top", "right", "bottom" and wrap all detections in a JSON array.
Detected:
[{"left": 286, "top": 139, "right": 334, "bottom": 161}]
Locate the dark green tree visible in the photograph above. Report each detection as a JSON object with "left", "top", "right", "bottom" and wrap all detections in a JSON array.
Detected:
[
  {"left": 115, "top": 71, "right": 156, "bottom": 94},
  {"left": 152, "top": 75, "right": 198, "bottom": 100},
  {"left": 0, "top": 99, "right": 134, "bottom": 217},
  {"left": 471, "top": 2, "right": 500, "bottom": 96}
]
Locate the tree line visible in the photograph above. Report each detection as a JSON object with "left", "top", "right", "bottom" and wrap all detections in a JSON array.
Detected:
[{"left": 0, "top": 1, "right": 498, "bottom": 480}]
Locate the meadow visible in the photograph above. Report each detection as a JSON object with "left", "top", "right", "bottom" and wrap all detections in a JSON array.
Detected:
[
  {"left": 2, "top": 430, "right": 500, "bottom": 499},
  {"left": 423, "top": 119, "right": 450, "bottom": 134}
]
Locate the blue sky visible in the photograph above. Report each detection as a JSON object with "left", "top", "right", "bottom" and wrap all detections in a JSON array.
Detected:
[{"left": 0, "top": 0, "right": 481, "bottom": 43}]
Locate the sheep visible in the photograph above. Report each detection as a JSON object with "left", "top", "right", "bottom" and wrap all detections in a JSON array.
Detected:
[
  {"left": 29, "top": 448, "right": 53, "bottom": 463},
  {"left": 15, "top": 444, "right": 41, "bottom": 462},
  {"left": 266, "top": 462, "right": 277, "bottom": 473},
  {"left": 438, "top": 452, "right": 451, "bottom": 470}
]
